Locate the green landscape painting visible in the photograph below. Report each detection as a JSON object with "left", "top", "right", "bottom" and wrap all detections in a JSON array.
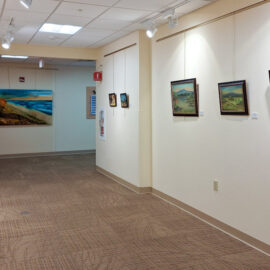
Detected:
[
  {"left": 171, "top": 79, "right": 198, "bottom": 116},
  {"left": 218, "top": 81, "right": 248, "bottom": 115},
  {"left": 0, "top": 89, "right": 53, "bottom": 126}
]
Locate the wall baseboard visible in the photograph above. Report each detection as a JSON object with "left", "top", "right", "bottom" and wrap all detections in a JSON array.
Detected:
[
  {"left": 0, "top": 150, "right": 96, "bottom": 159},
  {"left": 96, "top": 166, "right": 152, "bottom": 194},
  {"left": 152, "top": 189, "right": 270, "bottom": 255},
  {"left": 96, "top": 165, "right": 270, "bottom": 255}
]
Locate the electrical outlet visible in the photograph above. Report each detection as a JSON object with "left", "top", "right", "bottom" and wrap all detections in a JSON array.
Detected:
[{"left": 213, "top": 180, "right": 219, "bottom": 192}]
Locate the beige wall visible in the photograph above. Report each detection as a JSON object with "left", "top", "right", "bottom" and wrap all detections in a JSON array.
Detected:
[
  {"left": 0, "top": 43, "right": 99, "bottom": 60},
  {"left": 96, "top": 31, "right": 152, "bottom": 188},
  {"left": 152, "top": 1, "right": 270, "bottom": 246},
  {"left": 96, "top": 32, "right": 140, "bottom": 187}
]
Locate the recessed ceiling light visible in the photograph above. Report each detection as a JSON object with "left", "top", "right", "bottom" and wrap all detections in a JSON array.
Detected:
[
  {"left": 1, "top": 55, "right": 28, "bottom": 59},
  {"left": 39, "top": 23, "right": 82, "bottom": 35}
]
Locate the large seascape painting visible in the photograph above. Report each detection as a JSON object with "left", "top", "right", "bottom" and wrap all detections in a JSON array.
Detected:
[
  {"left": 171, "top": 78, "right": 199, "bottom": 116},
  {"left": 0, "top": 89, "right": 53, "bottom": 126},
  {"left": 218, "top": 81, "right": 249, "bottom": 115}
]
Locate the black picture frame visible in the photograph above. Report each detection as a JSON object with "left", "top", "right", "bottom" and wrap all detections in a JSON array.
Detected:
[
  {"left": 120, "top": 93, "right": 129, "bottom": 108},
  {"left": 109, "top": 93, "right": 117, "bottom": 107},
  {"left": 218, "top": 80, "right": 249, "bottom": 115},
  {"left": 170, "top": 78, "right": 199, "bottom": 117}
]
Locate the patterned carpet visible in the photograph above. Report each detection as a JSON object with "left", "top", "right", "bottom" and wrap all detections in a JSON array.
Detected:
[{"left": 0, "top": 154, "right": 269, "bottom": 269}]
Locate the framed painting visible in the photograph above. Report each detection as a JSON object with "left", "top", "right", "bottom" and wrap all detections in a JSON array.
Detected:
[
  {"left": 120, "top": 93, "right": 129, "bottom": 108},
  {"left": 218, "top": 80, "right": 249, "bottom": 115},
  {"left": 171, "top": 78, "right": 199, "bottom": 116},
  {"left": 109, "top": 93, "right": 117, "bottom": 107},
  {"left": 0, "top": 89, "right": 53, "bottom": 126}
]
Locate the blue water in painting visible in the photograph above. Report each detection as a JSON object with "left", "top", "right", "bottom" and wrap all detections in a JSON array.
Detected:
[
  {"left": 0, "top": 89, "right": 52, "bottom": 98},
  {"left": 0, "top": 89, "right": 53, "bottom": 116},
  {"left": 7, "top": 100, "right": 53, "bottom": 115}
]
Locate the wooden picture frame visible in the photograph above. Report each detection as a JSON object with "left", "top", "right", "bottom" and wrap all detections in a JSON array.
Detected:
[
  {"left": 109, "top": 93, "right": 117, "bottom": 107},
  {"left": 120, "top": 93, "right": 129, "bottom": 108},
  {"left": 218, "top": 80, "right": 249, "bottom": 115},
  {"left": 171, "top": 78, "right": 199, "bottom": 117}
]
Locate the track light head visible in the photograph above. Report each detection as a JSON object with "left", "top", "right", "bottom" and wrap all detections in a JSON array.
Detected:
[
  {"left": 1, "top": 33, "right": 14, "bottom": 50},
  {"left": 168, "top": 15, "right": 178, "bottom": 28},
  {"left": 20, "top": 0, "right": 32, "bottom": 9},
  {"left": 2, "top": 39, "right": 10, "bottom": 50},
  {"left": 146, "top": 25, "right": 157, "bottom": 39}
]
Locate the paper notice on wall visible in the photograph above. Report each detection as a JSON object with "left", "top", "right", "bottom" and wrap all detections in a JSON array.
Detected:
[{"left": 99, "top": 107, "right": 106, "bottom": 141}]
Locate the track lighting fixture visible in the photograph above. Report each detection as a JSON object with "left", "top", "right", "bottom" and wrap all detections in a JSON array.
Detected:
[
  {"left": 146, "top": 26, "right": 157, "bottom": 38},
  {"left": 168, "top": 15, "right": 178, "bottom": 28},
  {"left": 141, "top": 1, "right": 189, "bottom": 37},
  {"left": 19, "top": 0, "right": 32, "bottom": 9},
  {"left": 1, "top": 19, "right": 15, "bottom": 50},
  {"left": 1, "top": 32, "right": 14, "bottom": 50}
]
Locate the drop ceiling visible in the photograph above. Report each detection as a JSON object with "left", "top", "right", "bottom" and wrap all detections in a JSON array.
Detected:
[{"left": 0, "top": 0, "right": 217, "bottom": 48}]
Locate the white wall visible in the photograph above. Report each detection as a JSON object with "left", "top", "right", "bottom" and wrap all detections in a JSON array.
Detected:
[
  {"left": 54, "top": 66, "right": 96, "bottom": 151},
  {"left": 0, "top": 65, "right": 96, "bottom": 155},
  {"left": 96, "top": 44, "right": 140, "bottom": 187},
  {"left": 152, "top": 3, "right": 270, "bottom": 245}
]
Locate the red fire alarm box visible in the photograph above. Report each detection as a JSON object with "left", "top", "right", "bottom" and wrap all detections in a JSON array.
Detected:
[
  {"left": 19, "top": 77, "right": 25, "bottom": 83},
  {"left": 93, "top": 72, "right": 102, "bottom": 82}
]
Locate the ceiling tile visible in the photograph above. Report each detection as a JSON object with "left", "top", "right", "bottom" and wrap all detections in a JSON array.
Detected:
[
  {"left": 30, "top": 32, "right": 68, "bottom": 46},
  {"left": 54, "top": 2, "right": 107, "bottom": 18},
  {"left": 86, "top": 18, "right": 131, "bottom": 30},
  {"left": 100, "top": 7, "right": 151, "bottom": 21},
  {"left": 48, "top": 14, "right": 91, "bottom": 26},
  {"left": 62, "top": 35, "right": 102, "bottom": 47},
  {"left": 77, "top": 28, "right": 115, "bottom": 38},
  {"left": 65, "top": 0, "right": 119, "bottom": 6},
  {"left": 91, "top": 30, "right": 130, "bottom": 47},
  {"left": 62, "top": 38, "right": 99, "bottom": 47},
  {"left": 62, "top": 27, "right": 116, "bottom": 47},
  {"left": 115, "top": 0, "right": 178, "bottom": 11},
  {"left": 175, "top": 0, "right": 211, "bottom": 15},
  {"left": 3, "top": 10, "right": 49, "bottom": 24},
  {"left": 14, "top": 23, "right": 41, "bottom": 43},
  {"left": 5, "top": 0, "right": 59, "bottom": 13},
  {"left": 123, "top": 23, "right": 144, "bottom": 32},
  {"left": 0, "top": 19, "right": 10, "bottom": 37}
]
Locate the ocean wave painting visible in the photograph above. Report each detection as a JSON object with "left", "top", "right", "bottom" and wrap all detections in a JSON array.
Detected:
[{"left": 0, "top": 89, "right": 53, "bottom": 126}]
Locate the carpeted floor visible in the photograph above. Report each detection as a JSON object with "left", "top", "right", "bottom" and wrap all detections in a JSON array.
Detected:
[{"left": 0, "top": 154, "right": 269, "bottom": 270}]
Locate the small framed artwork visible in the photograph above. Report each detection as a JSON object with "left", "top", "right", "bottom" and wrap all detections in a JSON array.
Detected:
[
  {"left": 120, "top": 93, "right": 129, "bottom": 108},
  {"left": 218, "top": 80, "right": 249, "bottom": 115},
  {"left": 109, "top": 93, "right": 117, "bottom": 107},
  {"left": 171, "top": 78, "right": 199, "bottom": 116}
]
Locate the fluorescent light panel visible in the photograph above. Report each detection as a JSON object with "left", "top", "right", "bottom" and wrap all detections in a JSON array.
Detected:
[
  {"left": 20, "top": 0, "right": 32, "bottom": 9},
  {"left": 1, "top": 55, "right": 28, "bottom": 59},
  {"left": 39, "top": 23, "right": 82, "bottom": 35}
]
